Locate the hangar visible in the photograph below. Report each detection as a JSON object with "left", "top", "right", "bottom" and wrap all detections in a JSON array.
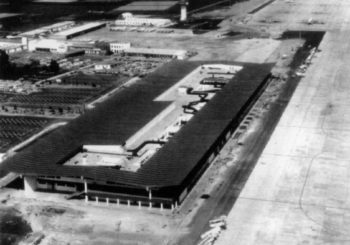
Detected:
[{"left": 51, "top": 22, "right": 106, "bottom": 40}]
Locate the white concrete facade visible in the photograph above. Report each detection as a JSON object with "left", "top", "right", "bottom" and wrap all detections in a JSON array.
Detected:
[
  {"left": 124, "top": 47, "right": 187, "bottom": 60},
  {"left": 0, "top": 40, "right": 26, "bottom": 54},
  {"left": 110, "top": 42, "right": 131, "bottom": 53},
  {"left": 28, "top": 39, "right": 69, "bottom": 53},
  {"left": 180, "top": 5, "right": 187, "bottom": 22},
  {"left": 115, "top": 13, "right": 173, "bottom": 27},
  {"left": 94, "top": 63, "right": 113, "bottom": 70},
  {"left": 24, "top": 176, "right": 37, "bottom": 198}
]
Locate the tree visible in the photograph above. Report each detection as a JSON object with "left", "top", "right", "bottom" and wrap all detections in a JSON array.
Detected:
[
  {"left": 95, "top": 41, "right": 111, "bottom": 54},
  {"left": 49, "top": 60, "right": 59, "bottom": 74},
  {"left": 0, "top": 50, "right": 10, "bottom": 78}
]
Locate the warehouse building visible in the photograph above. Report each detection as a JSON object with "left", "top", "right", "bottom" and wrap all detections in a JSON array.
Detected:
[
  {"left": 2, "top": 61, "right": 273, "bottom": 210},
  {"left": 112, "top": 1, "right": 179, "bottom": 14},
  {"left": 52, "top": 22, "right": 106, "bottom": 40},
  {"left": 124, "top": 47, "right": 187, "bottom": 60},
  {"left": 27, "top": 39, "right": 69, "bottom": 53},
  {"left": 19, "top": 21, "right": 76, "bottom": 38}
]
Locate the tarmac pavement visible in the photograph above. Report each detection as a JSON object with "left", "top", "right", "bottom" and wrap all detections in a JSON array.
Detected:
[{"left": 217, "top": 0, "right": 350, "bottom": 244}]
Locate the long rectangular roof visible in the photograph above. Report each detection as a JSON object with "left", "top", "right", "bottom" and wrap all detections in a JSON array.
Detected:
[
  {"left": 125, "top": 47, "right": 186, "bottom": 56},
  {"left": 2, "top": 61, "right": 273, "bottom": 188},
  {"left": 116, "top": 1, "right": 178, "bottom": 12},
  {"left": 20, "top": 21, "right": 75, "bottom": 37},
  {"left": 53, "top": 22, "right": 105, "bottom": 37}
]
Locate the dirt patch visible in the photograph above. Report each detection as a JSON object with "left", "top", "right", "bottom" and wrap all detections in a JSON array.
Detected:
[{"left": 0, "top": 207, "right": 32, "bottom": 245}]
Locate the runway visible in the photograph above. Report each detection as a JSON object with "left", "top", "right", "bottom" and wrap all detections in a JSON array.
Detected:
[{"left": 217, "top": 0, "right": 350, "bottom": 244}]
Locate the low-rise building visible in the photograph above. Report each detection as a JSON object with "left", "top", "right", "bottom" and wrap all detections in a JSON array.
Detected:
[
  {"left": 94, "top": 63, "right": 115, "bottom": 70},
  {"left": 27, "top": 39, "right": 69, "bottom": 53},
  {"left": 110, "top": 42, "right": 131, "bottom": 53},
  {"left": 69, "top": 41, "right": 106, "bottom": 55},
  {"left": 124, "top": 47, "right": 187, "bottom": 60},
  {"left": 0, "top": 62, "right": 273, "bottom": 210},
  {"left": 0, "top": 38, "right": 26, "bottom": 54}
]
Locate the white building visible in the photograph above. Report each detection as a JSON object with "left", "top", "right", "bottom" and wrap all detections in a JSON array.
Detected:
[
  {"left": 0, "top": 42, "right": 25, "bottom": 54},
  {"left": 180, "top": 0, "right": 188, "bottom": 22},
  {"left": 110, "top": 42, "right": 131, "bottom": 53},
  {"left": 28, "top": 39, "right": 69, "bottom": 53},
  {"left": 115, "top": 13, "right": 173, "bottom": 27},
  {"left": 94, "top": 63, "right": 115, "bottom": 70},
  {"left": 0, "top": 38, "right": 26, "bottom": 54}
]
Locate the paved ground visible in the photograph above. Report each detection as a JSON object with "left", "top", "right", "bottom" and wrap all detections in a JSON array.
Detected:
[
  {"left": 170, "top": 37, "right": 304, "bottom": 244},
  {"left": 217, "top": 0, "right": 350, "bottom": 244}
]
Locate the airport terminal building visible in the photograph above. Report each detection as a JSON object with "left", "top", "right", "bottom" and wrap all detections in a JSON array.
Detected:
[{"left": 2, "top": 61, "right": 273, "bottom": 210}]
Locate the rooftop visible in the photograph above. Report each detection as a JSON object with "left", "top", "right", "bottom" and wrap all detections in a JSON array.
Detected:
[
  {"left": 53, "top": 22, "right": 105, "bottom": 37},
  {"left": 2, "top": 61, "right": 273, "bottom": 188},
  {"left": 114, "top": 1, "right": 178, "bottom": 12},
  {"left": 125, "top": 47, "right": 187, "bottom": 56},
  {"left": 20, "top": 21, "right": 75, "bottom": 37},
  {"left": 42, "top": 21, "right": 75, "bottom": 30}
]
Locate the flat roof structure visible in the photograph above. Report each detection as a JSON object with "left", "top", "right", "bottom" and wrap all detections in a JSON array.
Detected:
[
  {"left": 20, "top": 29, "right": 49, "bottom": 37},
  {"left": 0, "top": 38, "right": 21, "bottom": 44},
  {"left": 45, "top": 21, "right": 75, "bottom": 29},
  {"left": 20, "top": 21, "right": 75, "bottom": 37},
  {"left": 114, "top": 1, "right": 178, "bottom": 12},
  {"left": 3, "top": 61, "right": 272, "bottom": 188},
  {"left": 124, "top": 47, "right": 187, "bottom": 59},
  {"left": 52, "top": 22, "right": 106, "bottom": 40}
]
